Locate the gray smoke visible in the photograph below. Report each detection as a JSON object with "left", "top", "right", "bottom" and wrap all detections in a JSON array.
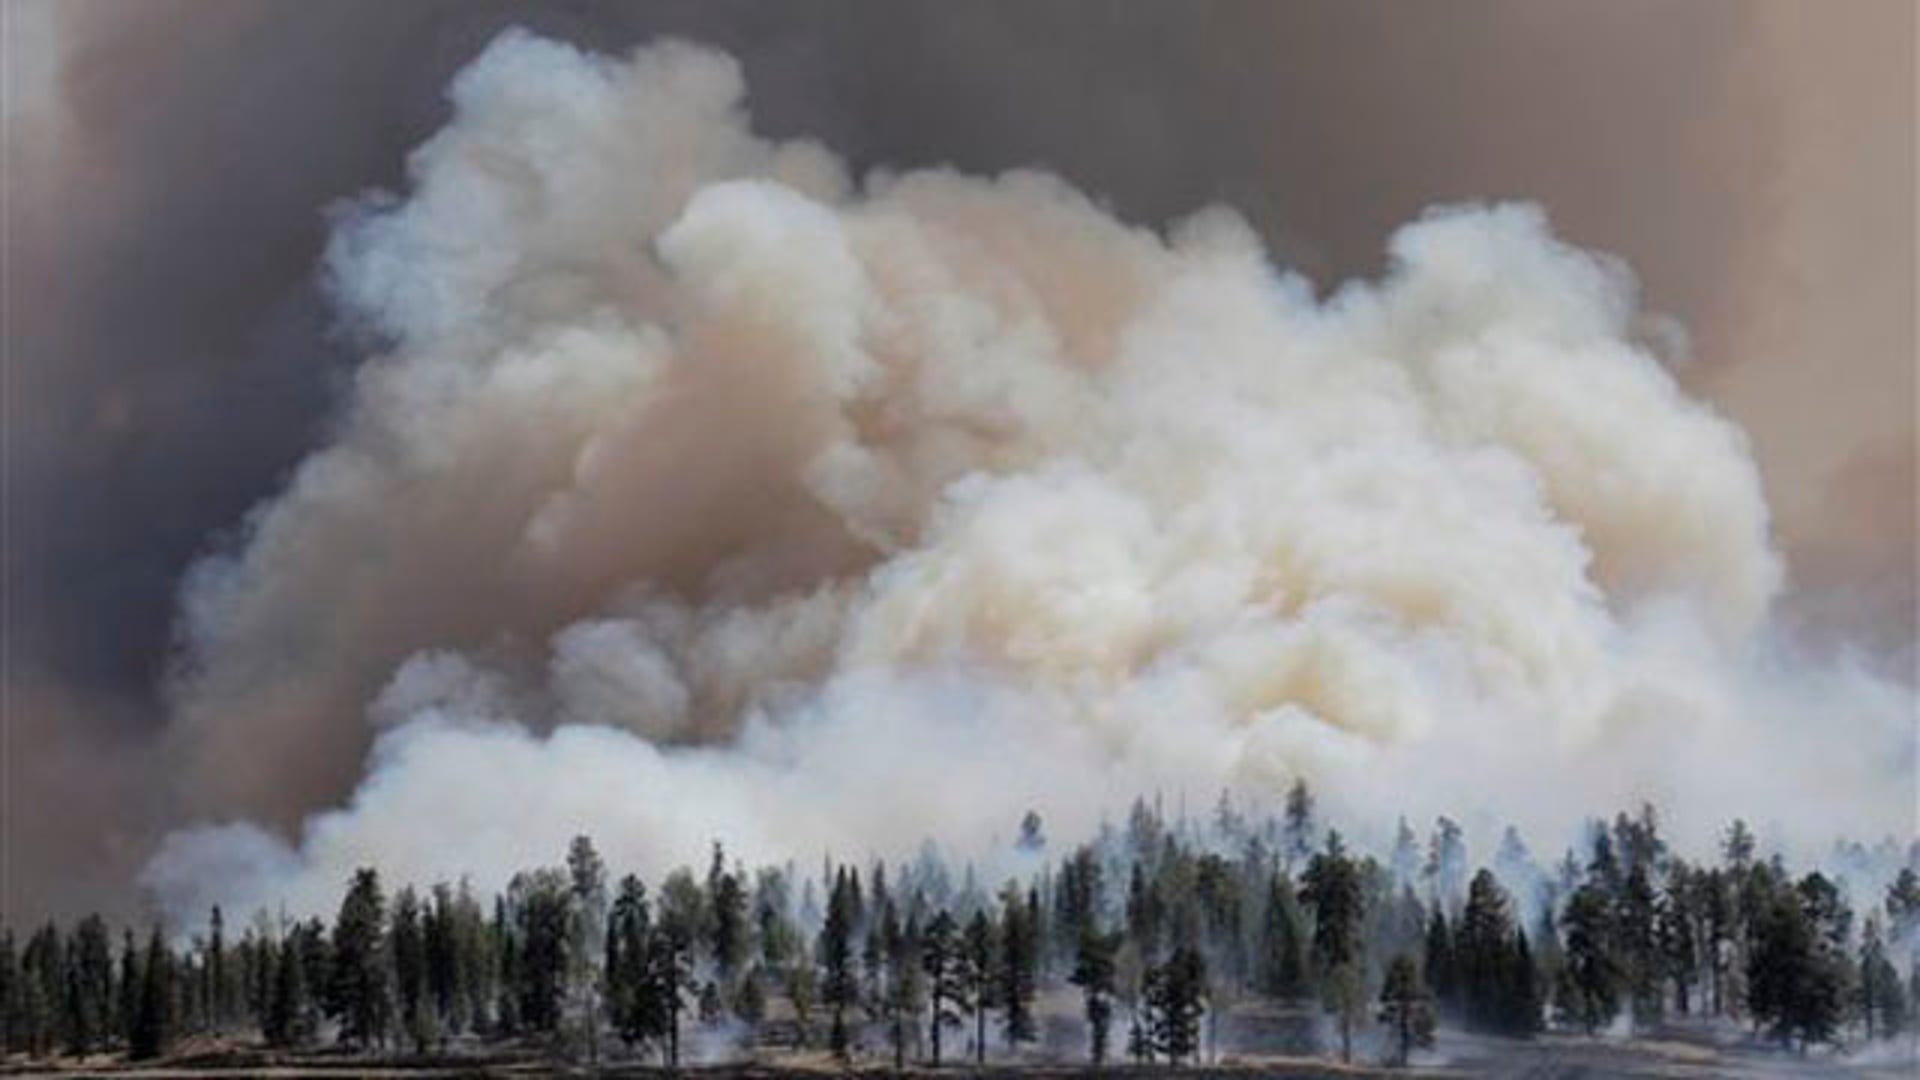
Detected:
[
  {"left": 3, "top": 1, "right": 1911, "bottom": 924},
  {"left": 140, "top": 30, "right": 1911, "bottom": 920}
]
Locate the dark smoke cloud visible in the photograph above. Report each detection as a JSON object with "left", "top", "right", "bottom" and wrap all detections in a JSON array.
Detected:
[{"left": 4, "top": 0, "right": 1911, "bottom": 923}]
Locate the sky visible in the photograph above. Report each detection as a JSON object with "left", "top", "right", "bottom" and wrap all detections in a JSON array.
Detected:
[{"left": 2, "top": 0, "right": 1913, "bottom": 925}]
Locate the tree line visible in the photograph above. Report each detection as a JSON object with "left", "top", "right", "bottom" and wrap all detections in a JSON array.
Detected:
[{"left": 5, "top": 786, "right": 1917, "bottom": 1067}]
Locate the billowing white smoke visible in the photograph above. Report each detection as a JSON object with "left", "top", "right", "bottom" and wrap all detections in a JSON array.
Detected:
[{"left": 144, "top": 31, "right": 1913, "bottom": 919}]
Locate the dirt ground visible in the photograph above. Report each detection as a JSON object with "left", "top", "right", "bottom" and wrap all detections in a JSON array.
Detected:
[{"left": 7, "top": 1018, "right": 1916, "bottom": 1078}]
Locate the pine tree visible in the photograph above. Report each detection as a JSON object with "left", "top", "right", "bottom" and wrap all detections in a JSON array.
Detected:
[
  {"left": 1424, "top": 906, "right": 1459, "bottom": 1015},
  {"left": 1377, "top": 954, "right": 1435, "bottom": 1067},
  {"left": 819, "top": 867, "right": 858, "bottom": 1061},
  {"left": 65, "top": 914, "right": 112, "bottom": 1056},
  {"left": 1558, "top": 884, "right": 1618, "bottom": 1034},
  {"left": 647, "top": 901, "right": 695, "bottom": 1068},
  {"left": 206, "top": 907, "right": 228, "bottom": 1032},
  {"left": 129, "top": 927, "right": 171, "bottom": 1061},
  {"left": 1619, "top": 862, "right": 1661, "bottom": 1026},
  {"left": 264, "top": 925, "right": 313, "bottom": 1048},
  {"left": 1302, "top": 830, "right": 1367, "bottom": 1061},
  {"left": 508, "top": 868, "right": 571, "bottom": 1035},
  {"left": 567, "top": 835, "right": 607, "bottom": 1061},
  {"left": 1259, "top": 872, "right": 1308, "bottom": 1000},
  {"left": 1145, "top": 945, "right": 1207, "bottom": 1064},
  {"left": 920, "top": 909, "right": 965, "bottom": 1067},
  {"left": 115, "top": 928, "right": 140, "bottom": 1051},
  {"left": 391, "top": 886, "right": 434, "bottom": 1053},
  {"left": 707, "top": 845, "right": 749, "bottom": 984},
  {"left": 1391, "top": 817, "right": 1421, "bottom": 887},
  {"left": 329, "top": 867, "right": 391, "bottom": 1049},
  {"left": 1053, "top": 846, "right": 1102, "bottom": 972},
  {"left": 20, "top": 923, "right": 61, "bottom": 1056},
  {"left": 998, "top": 884, "right": 1038, "bottom": 1048},
  {"left": 882, "top": 903, "right": 923, "bottom": 1069},
  {"left": 1069, "top": 924, "right": 1120, "bottom": 1064},
  {"left": 605, "top": 874, "right": 653, "bottom": 1054},
  {"left": 1282, "top": 780, "right": 1315, "bottom": 872},
  {"left": 423, "top": 883, "right": 460, "bottom": 1040},
  {"left": 1425, "top": 817, "right": 1467, "bottom": 911},
  {"left": 1506, "top": 927, "right": 1542, "bottom": 1034},
  {"left": 1459, "top": 869, "right": 1527, "bottom": 1033},
  {"left": 962, "top": 909, "right": 995, "bottom": 1064},
  {"left": 1858, "top": 915, "right": 1907, "bottom": 1040},
  {"left": 1747, "top": 875, "right": 1844, "bottom": 1051}
]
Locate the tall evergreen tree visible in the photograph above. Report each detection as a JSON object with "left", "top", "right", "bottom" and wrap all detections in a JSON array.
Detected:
[
  {"left": 1857, "top": 915, "right": 1907, "bottom": 1041},
  {"left": 391, "top": 887, "right": 434, "bottom": 1053},
  {"left": 206, "top": 907, "right": 228, "bottom": 1032},
  {"left": 605, "top": 874, "right": 652, "bottom": 1054},
  {"left": 1377, "top": 954, "right": 1435, "bottom": 1067},
  {"left": 1069, "top": 924, "right": 1120, "bottom": 1064},
  {"left": 115, "top": 928, "right": 140, "bottom": 1051},
  {"left": 1282, "top": 780, "right": 1316, "bottom": 872},
  {"left": 1302, "top": 831, "right": 1366, "bottom": 1062},
  {"left": 881, "top": 902, "right": 924, "bottom": 1069},
  {"left": 962, "top": 909, "right": 995, "bottom": 1064},
  {"left": 1259, "top": 872, "right": 1308, "bottom": 1000},
  {"left": 329, "top": 868, "right": 391, "bottom": 1049},
  {"left": 1558, "top": 884, "right": 1618, "bottom": 1034},
  {"left": 65, "top": 914, "right": 112, "bottom": 1056},
  {"left": 998, "top": 884, "right": 1038, "bottom": 1048},
  {"left": 1145, "top": 945, "right": 1207, "bottom": 1064},
  {"left": 643, "top": 884, "right": 696, "bottom": 1068},
  {"left": 919, "top": 909, "right": 965, "bottom": 1067},
  {"left": 566, "top": 836, "right": 607, "bottom": 1060},
  {"left": 1424, "top": 907, "right": 1459, "bottom": 1014},
  {"left": 819, "top": 867, "right": 858, "bottom": 1061},
  {"left": 129, "top": 927, "right": 171, "bottom": 1061}
]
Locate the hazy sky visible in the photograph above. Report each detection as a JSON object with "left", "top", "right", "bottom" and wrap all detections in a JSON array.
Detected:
[{"left": 3, "top": 0, "right": 1912, "bottom": 923}]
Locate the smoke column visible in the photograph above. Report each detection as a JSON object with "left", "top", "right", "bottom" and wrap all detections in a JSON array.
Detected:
[{"left": 139, "top": 32, "right": 1913, "bottom": 919}]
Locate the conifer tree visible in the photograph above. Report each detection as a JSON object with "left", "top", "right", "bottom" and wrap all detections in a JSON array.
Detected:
[
  {"left": 1424, "top": 906, "right": 1459, "bottom": 1014},
  {"left": 882, "top": 903, "right": 923, "bottom": 1069},
  {"left": 1458, "top": 869, "right": 1522, "bottom": 1033},
  {"left": 566, "top": 836, "right": 607, "bottom": 1060},
  {"left": 1425, "top": 817, "right": 1468, "bottom": 911},
  {"left": 962, "top": 909, "right": 995, "bottom": 1064},
  {"left": 265, "top": 924, "right": 317, "bottom": 1049},
  {"left": 391, "top": 886, "right": 434, "bottom": 1053},
  {"left": 129, "top": 927, "right": 171, "bottom": 1061},
  {"left": 1377, "top": 953, "right": 1435, "bottom": 1066},
  {"left": 819, "top": 867, "right": 858, "bottom": 1061},
  {"left": 1303, "top": 831, "right": 1366, "bottom": 1062},
  {"left": 998, "top": 884, "right": 1038, "bottom": 1048},
  {"left": 206, "top": 906, "right": 228, "bottom": 1032},
  {"left": 1857, "top": 915, "right": 1906, "bottom": 1041},
  {"left": 605, "top": 874, "right": 652, "bottom": 1053},
  {"left": 1069, "top": 924, "right": 1120, "bottom": 1064},
  {"left": 1145, "top": 944, "right": 1207, "bottom": 1064},
  {"left": 329, "top": 868, "right": 391, "bottom": 1049},
  {"left": 1282, "top": 780, "right": 1315, "bottom": 872},
  {"left": 647, "top": 894, "right": 695, "bottom": 1068},
  {"left": 920, "top": 909, "right": 965, "bottom": 1067},
  {"left": 1558, "top": 883, "right": 1619, "bottom": 1034},
  {"left": 1260, "top": 872, "right": 1308, "bottom": 1000},
  {"left": 115, "top": 928, "right": 140, "bottom": 1051},
  {"left": 65, "top": 914, "right": 112, "bottom": 1056},
  {"left": 707, "top": 845, "right": 749, "bottom": 985}
]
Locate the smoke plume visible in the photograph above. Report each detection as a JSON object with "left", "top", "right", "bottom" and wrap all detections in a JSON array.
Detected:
[{"left": 141, "top": 32, "right": 1913, "bottom": 919}]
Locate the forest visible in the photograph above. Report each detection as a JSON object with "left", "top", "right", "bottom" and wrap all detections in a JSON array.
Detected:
[{"left": 5, "top": 785, "right": 1917, "bottom": 1071}]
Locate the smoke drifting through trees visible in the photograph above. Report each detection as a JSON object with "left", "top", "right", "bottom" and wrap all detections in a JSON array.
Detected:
[
  {"left": 128, "top": 30, "right": 1912, "bottom": 926},
  {"left": 6, "top": 795, "right": 1918, "bottom": 1068}
]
